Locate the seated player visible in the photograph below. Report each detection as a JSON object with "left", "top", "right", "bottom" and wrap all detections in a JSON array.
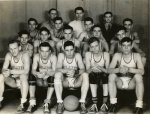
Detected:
[
  {"left": 123, "top": 18, "right": 140, "bottom": 44},
  {"left": 56, "top": 25, "right": 81, "bottom": 54},
  {"left": 85, "top": 37, "right": 110, "bottom": 113},
  {"left": 78, "top": 17, "right": 94, "bottom": 57},
  {"left": 108, "top": 37, "right": 144, "bottom": 114},
  {"left": 26, "top": 42, "right": 57, "bottom": 113},
  {"left": 50, "top": 17, "right": 64, "bottom": 43},
  {"left": 91, "top": 25, "right": 109, "bottom": 52},
  {"left": 54, "top": 41, "right": 89, "bottom": 114},
  {"left": 109, "top": 26, "right": 146, "bottom": 66},
  {"left": 27, "top": 18, "right": 40, "bottom": 43},
  {"left": 18, "top": 30, "right": 33, "bottom": 58},
  {"left": 0, "top": 40, "right": 30, "bottom": 112},
  {"left": 33, "top": 27, "right": 55, "bottom": 54}
]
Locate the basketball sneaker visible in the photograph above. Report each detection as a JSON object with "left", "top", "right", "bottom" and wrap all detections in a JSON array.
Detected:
[
  {"left": 17, "top": 102, "right": 27, "bottom": 113},
  {"left": 80, "top": 102, "right": 87, "bottom": 114},
  {"left": 88, "top": 103, "right": 98, "bottom": 113},
  {"left": 108, "top": 103, "right": 117, "bottom": 113},
  {"left": 133, "top": 107, "right": 143, "bottom": 114},
  {"left": 26, "top": 105, "right": 37, "bottom": 113},
  {"left": 56, "top": 103, "right": 64, "bottom": 114},
  {"left": 99, "top": 103, "right": 108, "bottom": 113},
  {"left": 43, "top": 103, "right": 50, "bottom": 113}
]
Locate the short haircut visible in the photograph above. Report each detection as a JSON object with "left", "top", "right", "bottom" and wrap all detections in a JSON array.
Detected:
[
  {"left": 74, "top": 7, "right": 84, "bottom": 13},
  {"left": 63, "top": 25, "right": 73, "bottom": 31},
  {"left": 48, "top": 8, "right": 58, "bottom": 14},
  {"left": 39, "top": 42, "right": 53, "bottom": 52},
  {"left": 8, "top": 39, "right": 20, "bottom": 46},
  {"left": 120, "top": 37, "right": 133, "bottom": 45},
  {"left": 116, "top": 26, "right": 126, "bottom": 34},
  {"left": 91, "top": 24, "right": 101, "bottom": 31},
  {"left": 88, "top": 37, "right": 100, "bottom": 45},
  {"left": 84, "top": 17, "right": 94, "bottom": 23},
  {"left": 64, "top": 40, "right": 75, "bottom": 49},
  {"left": 18, "top": 30, "right": 29, "bottom": 37},
  {"left": 40, "top": 27, "right": 50, "bottom": 34},
  {"left": 53, "top": 17, "right": 63, "bottom": 23},
  {"left": 123, "top": 18, "right": 133, "bottom": 24},
  {"left": 28, "top": 18, "right": 38, "bottom": 25},
  {"left": 103, "top": 11, "right": 113, "bottom": 17}
]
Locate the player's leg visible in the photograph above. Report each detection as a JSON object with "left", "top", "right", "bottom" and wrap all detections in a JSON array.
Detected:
[
  {"left": 54, "top": 72, "right": 64, "bottom": 114},
  {"left": 0, "top": 74, "right": 5, "bottom": 108},
  {"left": 43, "top": 76, "right": 55, "bottom": 113}
]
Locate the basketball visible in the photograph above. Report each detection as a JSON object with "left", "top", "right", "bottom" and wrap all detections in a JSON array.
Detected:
[{"left": 64, "top": 95, "right": 79, "bottom": 111}]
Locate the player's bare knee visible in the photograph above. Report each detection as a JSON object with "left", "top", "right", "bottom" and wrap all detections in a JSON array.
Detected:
[
  {"left": 0, "top": 74, "right": 4, "bottom": 82},
  {"left": 109, "top": 74, "right": 117, "bottom": 82},
  {"left": 20, "top": 74, "right": 28, "bottom": 81},
  {"left": 54, "top": 72, "right": 63, "bottom": 79},
  {"left": 81, "top": 72, "right": 89, "bottom": 81}
]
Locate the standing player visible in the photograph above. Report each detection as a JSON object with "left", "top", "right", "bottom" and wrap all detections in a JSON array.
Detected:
[
  {"left": 69, "top": 7, "right": 85, "bottom": 38},
  {"left": 108, "top": 37, "right": 144, "bottom": 114},
  {"left": 85, "top": 37, "right": 110, "bottom": 113},
  {"left": 0, "top": 40, "right": 30, "bottom": 112},
  {"left": 26, "top": 42, "right": 57, "bottom": 113},
  {"left": 54, "top": 41, "right": 89, "bottom": 114}
]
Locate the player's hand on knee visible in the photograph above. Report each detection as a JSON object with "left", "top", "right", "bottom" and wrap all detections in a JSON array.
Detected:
[
  {"left": 2, "top": 69, "right": 10, "bottom": 77},
  {"left": 36, "top": 72, "right": 44, "bottom": 78},
  {"left": 119, "top": 66, "right": 128, "bottom": 74},
  {"left": 43, "top": 75, "right": 49, "bottom": 80},
  {"left": 12, "top": 75, "right": 19, "bottom": 78}
]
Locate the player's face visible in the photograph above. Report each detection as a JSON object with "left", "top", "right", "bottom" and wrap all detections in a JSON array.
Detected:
[
  {"left": 104, "top": 14, "right": 112, "bottom": 23},
  {"left": 40, "top": 31, "right": 49, "bottom": 41},
  {"left": 64, "top": 46, "right": 75, "bottom": 58},
  {"left": 64, "top": 29, "right": 73, "bottom": 40},
  {"left": 121, "top": 41, "right": 132, "bottom": 54},
  {"left": 49, "top": 10, "right": 57, "bottom": 20},
  {"left": 9, "top": 42, "right": 20, "bottom": 57},
  {"left": 84, "top": 21, "right": 93, "bottom": 31},
  {"left": 123, "top": 21, "right": 133, "bottom": 32},
  {"left": 55, "top": 20, "right": 63, "bottom": 30},
  {"left": 28, "top": 21, "right": 37, "bottom": 31},
  {"left": 75, "top": 10, "right": 84, "bottom": 20},
  {"left": 40, "top": 47, "right": 51, "bottom": 59},
  {"left": 20, "top": 34, "right": 29, "bottom": 45},
  {"left": 90, "top": 41, "right": 100, "bottom": 54},
  {"left": 93, "top": 27, "right": 102, "bottom": 38},
  {"left": 116, "top": 30, "right": 126, "bottom": 40}
]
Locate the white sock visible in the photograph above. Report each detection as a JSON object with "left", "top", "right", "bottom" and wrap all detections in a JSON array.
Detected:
[
  {"left": 79, "top": 99, "right": 85, "bottom": 103},
  {"left": 136, "top": 100, "right": 143, "bottom": 108},
  {"left": 21, "top": 98, "right": 27, "bottom": 104},
  {"left": 110, "top": 98, "right": 117, "bottom": 104}
]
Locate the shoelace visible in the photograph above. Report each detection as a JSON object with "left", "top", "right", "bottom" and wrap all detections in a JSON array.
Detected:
[
  {"left": 89, "top": 104, "right": 98, "bottom": 112},
  {"left": 100, "top": 103, "right": 108, "bottom": 111},
  {"left": 81, "top": 103, "right": 86, "bottom": 111}
]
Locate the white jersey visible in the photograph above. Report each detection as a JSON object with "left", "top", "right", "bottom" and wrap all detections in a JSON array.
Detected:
[
  {"left": 38, "top": 54, "right": 52, "bottom": 72},
  {"left": 91, "top": 52, "right": 105, "bottom": 68},
  {"left": 63, "top": 55, "right": 78, "bottom": 70},
  {"left": 10, "top": 53, "right": 24, "bottom": 70},
  {"left": 120, "top": 53, "right": 136, "bottom": 68}
]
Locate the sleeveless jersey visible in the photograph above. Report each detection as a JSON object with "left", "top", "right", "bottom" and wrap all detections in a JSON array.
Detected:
[
  {"left": 11, "top": 53, "right": 24, "bottom": 70},
  {"left": 91, "top": 52, "right": 105, "bottom": 68},
  {"left": 38, "top": 55, "right": 52, "bottom": 72},
  {"left": 120, "top": 53, "right": 136, "bottom": 68},
  {"left": 63, "top": 55, "right": 78, "bottom": 70}
]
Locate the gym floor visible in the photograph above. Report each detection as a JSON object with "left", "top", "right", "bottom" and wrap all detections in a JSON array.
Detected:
[{"left": 0, "top": 89, "right": 150, "bottom": 114}]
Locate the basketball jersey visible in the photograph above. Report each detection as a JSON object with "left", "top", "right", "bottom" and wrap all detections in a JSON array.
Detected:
[
  {"left": 11, "top": 53, "right": 24, "bottom": 70},
  {"left": 38, "top": 54, "right": 52, "bottom": 72},
  {"left": 119, "top": 53, "right": 136, "bottom": 68},
  {"left": 63, "top": 55, "right": 78, "bottom": 70},
  {"left": 91, "top": 52, "right": 105, "bottom": 68}
]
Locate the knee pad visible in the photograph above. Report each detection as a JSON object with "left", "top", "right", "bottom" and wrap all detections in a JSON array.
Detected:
[
  {"left": 47, "top": 76, "right": 54, "bottom": 87},
  {"left": 29, "top": 81, "right": 36, "bottom": 85},
  {"left": 36, "top": 78, "right": 43, "bottom": 87}
]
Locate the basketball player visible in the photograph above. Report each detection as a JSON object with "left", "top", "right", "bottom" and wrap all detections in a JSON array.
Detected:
[
  {"left": 85, "top": 37, "right": 110, "bottom": 113},
  {"left": 108, "top": 37, "right": 144, "bottom": 114},
  {"left": 26, "top": 42, "right": 57, "bottom": 113},
  {"left": 33, "top": 27, "right": 55, "bottom": 54},
  {"left": 0, "top": 40, "right": 30, "bottom": 112},
  {"left": 54, "top": 41, "right": 89, "bottom": 114},
  {"left": 56, "top": 25, "right": 81, "bottom": 54},
  {"left": 18, "top": 30, "right": 33, "bottom": 58}
]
